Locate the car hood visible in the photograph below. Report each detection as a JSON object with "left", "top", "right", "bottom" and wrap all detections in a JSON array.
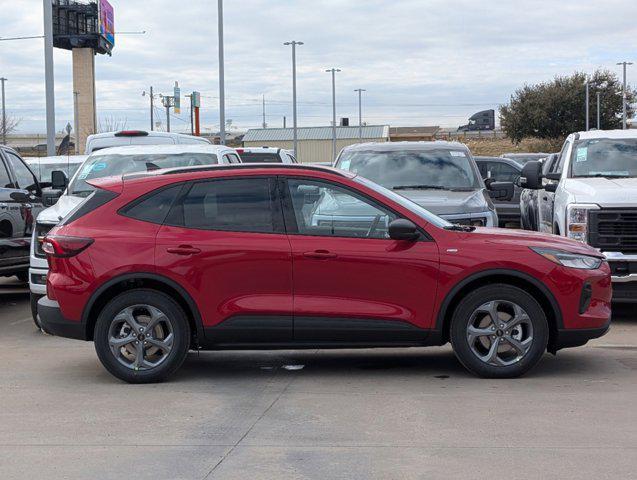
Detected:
[
  {"left": 564, "top": 177, "right": 637, "bottom": 207},
  {"left": 396, "top": 188, "right": 491, "bottom": 215},
  {"left": 35, "top": 194, "right": 84, "bottom": 224},
  {"left": 467, "top": 227, "right": 604, "bottom": 257}
]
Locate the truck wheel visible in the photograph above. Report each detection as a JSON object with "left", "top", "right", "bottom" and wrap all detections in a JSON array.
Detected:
[
  {"left": 450, "top": 284, "right": 548, "bottom": 378},
  {"left": 94, "top": 289, "right": 190, "bottom": 384}
]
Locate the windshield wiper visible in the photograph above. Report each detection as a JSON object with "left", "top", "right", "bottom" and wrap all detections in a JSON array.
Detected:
[
  {"left": 575, "top": 174, "right": 631, "bottom": 179},
  {"left": 392, "top": 185, "right": 448, "bottom": 191},
  {"left": 444, "top": 224, "right": 476, "bottom": 232},
  {"left": 71, "top": 190, "right": 94, "bottom": 197}
]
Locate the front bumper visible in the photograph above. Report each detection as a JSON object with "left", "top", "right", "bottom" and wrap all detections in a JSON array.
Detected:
[
  {"left": 551, "top": 317, "right": 611, "bottom": 352},
  {"left": 29, "top": 267, "right": 48, "bottom": 295},
  {"left": 37, "top": 297, "right": 87, "bottom": 340},
  {"left": 605, "top": 253, "right": 637, "bottom": 302}
]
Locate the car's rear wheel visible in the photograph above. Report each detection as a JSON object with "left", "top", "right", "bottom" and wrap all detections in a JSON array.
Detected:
[
  {"left": 94, "top": 289, "right": 190, "bottom": 384},
  {"left": 450, "top": 284, "right": 548, "bottom": 378}
]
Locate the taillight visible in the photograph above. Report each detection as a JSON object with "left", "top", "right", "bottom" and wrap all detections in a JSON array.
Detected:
[
  {"left": 42, "top": 235, "right": 94, "bottom": 258},
  {"left": 114, "top": 130, "right": 149, "bottom": 137}
]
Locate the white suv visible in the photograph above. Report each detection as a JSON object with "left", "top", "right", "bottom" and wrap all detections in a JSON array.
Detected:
[
  {"left": 29, "top": 144, "right": 241, "bottom": 327},
  {"left": 85, "top": 130, "right": 210, "bottom": 153},
  {"left": 521, "top": 129, "right": 637, "bottom": 303},
  {"left": 236, "top": 147, "right": 297, "bottom": 164}
]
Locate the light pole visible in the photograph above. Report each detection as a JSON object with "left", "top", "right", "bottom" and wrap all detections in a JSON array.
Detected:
[
  {"left": 161, "top": 95, "right": 174, "bottom": 132},
  {"left": 354, "top": 88, "right": 366, "bottom": 142},
  {"left": 284, "top": 41, "right": 303, "bottom": 157},
  {"left": 597, "top": 91, "right": 601, "bottom": 130},
  {"left": 585, "top": 78, "right": 590, "bottom": 131},
  {"left": 326, "top": 68, "right": 341, "bottom": 161},
  {"left": 43, "top": 0, "right": 56, "bottom": 156},
  {"left": 1, "top": 77, "right": 6, "bottom": 145},
  {"left": 142, "top": 87, "right": 155, "bottom": 131},
  {"left": 617, "top": 61, "right": 633, "bottom": 129},
  {"left": 218, "top": 0, "right": 226, "bottom": 144}
]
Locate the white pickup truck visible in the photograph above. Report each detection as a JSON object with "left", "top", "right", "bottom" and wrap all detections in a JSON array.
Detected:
[{"left": 521, "top": 129, "right": 637, "bottom": 303}]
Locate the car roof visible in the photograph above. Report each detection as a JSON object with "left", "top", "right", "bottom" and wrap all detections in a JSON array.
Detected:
[
  {"left": 573, "top": 129, "right": 637, "bottom": 140},
  {"left": 87, "top": 131, "right": 203, "bottom": 140},
  {"left": 340, "top": 140, "right": 470, "bottom": 152},
  {"left": 239, "top": 147, "right": 281, "bottom": 152},
  {"left": 88, "top": 144, "right": 234, "bottom": 157},
  {"left": 24, "top": 155, "right": 88, "bottom": 164}
]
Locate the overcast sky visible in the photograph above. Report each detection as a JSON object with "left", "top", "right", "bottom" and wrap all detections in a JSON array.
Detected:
[{"left": 1, "top": 0, "right": 636, "bottom": 134}]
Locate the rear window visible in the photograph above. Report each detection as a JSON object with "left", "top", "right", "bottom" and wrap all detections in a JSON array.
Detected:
[
  {"left": 239, "top": 152, "right": 282, "bottom": 163},
  {"left": 120, "top": 184, "right": 183, "bottom": 224}
]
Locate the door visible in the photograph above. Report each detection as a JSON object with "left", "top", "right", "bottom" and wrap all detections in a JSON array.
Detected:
[
  {"left": 538, "top": 155, "right": 560, "bottom": 233},
  {"left": 4, "top": 150, "right": 43, "bottom": 238},
  {"left": 282, "top": 177, "right": 440, "bottom": 343},
  {"left": 155, "top": 176, "right": 294, "bottom": 344}
]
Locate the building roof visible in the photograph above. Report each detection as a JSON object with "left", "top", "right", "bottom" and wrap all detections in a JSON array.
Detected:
[{"left": 243, "top": 125, "right": 389, "bottom": 142}]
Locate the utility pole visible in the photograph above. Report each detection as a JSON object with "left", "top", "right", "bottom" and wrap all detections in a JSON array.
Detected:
[
  {"left": 354, "top": 88, "right": 366, "bottom": 142},
  {"left": 1, "top": 78, "right": 6, "bottom": 145},
  {"left": 161, "top": 95, "right": 174, "bottom": 132},
  {"left": 326, "top": 68, "right": 341, "bottom": 161},
  {"left": 617, "top": 61, "right": 633, "bottom": 129},
  {"left": 218, "top": 0, "right": 226, "bottom": 144},
  {"left": 585, "top": 78, "right": 590, "bottom": 131},
  {"left": 597, "top": 91, "right": 601, "bottom": 130},
  {"left": 284, "top": 41, "right": 303, "bottom": 157},
  {"left": 43, "top": 0, "right": 56, "bottom": 156},
  {"left": 283, "top": 116, "right": 286, "bottom": 128},
  {"left": 73, "top": 91, "right": 79, "bottom": 153},
  {"left": 143, "top": 87, "right": 155, "bottom": 131},
  {"left": 262, "top": 95, "right": 267, "bottom": 129}
]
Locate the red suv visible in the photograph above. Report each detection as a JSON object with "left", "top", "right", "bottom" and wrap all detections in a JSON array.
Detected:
[{"left": 38, "top": 165, "right": 612, "bottom": 383}]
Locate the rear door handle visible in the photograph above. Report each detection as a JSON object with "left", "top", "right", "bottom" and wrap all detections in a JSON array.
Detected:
[
  {"left": 303, "top": 250, "right": 337, "bottom": 260},
  {"left": 167, "top": 245, "right": 201, "bottom": 256}
]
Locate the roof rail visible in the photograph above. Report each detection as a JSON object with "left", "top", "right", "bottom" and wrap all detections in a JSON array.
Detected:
[{"left": 158, "top": 163, "right": 347, "bottom": 177}]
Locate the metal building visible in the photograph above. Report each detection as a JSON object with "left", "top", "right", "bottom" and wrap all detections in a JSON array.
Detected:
[{"left": 242, "top": 125, "right": 390, "bottom": 163}]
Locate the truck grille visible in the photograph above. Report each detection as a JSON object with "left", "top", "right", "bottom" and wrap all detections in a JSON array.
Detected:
[
  {"left": 589, "top": 209, "right": 637, "bottom": 253},
  {"left": 34, "top": 223, "right": 56, "bottom": 258}
]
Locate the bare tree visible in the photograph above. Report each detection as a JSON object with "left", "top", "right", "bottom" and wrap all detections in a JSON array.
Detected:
[
  {"left": 1, "top": 115, "right": 21, "bottom": 142},
  {"left": 98, "top": 116, "right": 128, "bottom": 133}
]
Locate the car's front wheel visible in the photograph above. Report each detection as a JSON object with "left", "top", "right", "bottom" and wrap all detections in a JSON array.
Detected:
[
  {"left": 450, "top": 284, "right": 548, "bottom": 378},
  {"left": 94, "top": 289, "right": 190, "bottom": 384}
]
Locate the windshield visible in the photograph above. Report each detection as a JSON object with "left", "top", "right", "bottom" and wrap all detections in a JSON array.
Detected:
[
  {"left": 353, "top": 175, "right": 452, "bottom": 228},
  {"left": 570, "top": 138, "right": 637, "bottom": 178},
  {"left": 240, "top": 152, "right": 281, "bottom": 163},
  {"left": 68, "top": 152, "right": 218, "bottom": 196},
  {"left": 336, "top": 149, "right": 481, "bottom": 191}
]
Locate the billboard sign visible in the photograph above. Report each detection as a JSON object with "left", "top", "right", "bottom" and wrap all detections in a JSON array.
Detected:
[
  {"left": 99, "top": 0, "right": 115, "bottom": 47},
  {"left": 192, "top": 91, "right": 201, "bottom": 109}
]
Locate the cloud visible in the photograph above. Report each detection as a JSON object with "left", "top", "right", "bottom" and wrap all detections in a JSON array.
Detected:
[{"left": 1, "top": 0, "right": 636, "bottom": 133}]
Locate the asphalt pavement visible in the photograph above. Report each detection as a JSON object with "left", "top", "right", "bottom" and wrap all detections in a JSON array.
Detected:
[{"left": 0, "top": 277, "right": 635, "bottom": 479}]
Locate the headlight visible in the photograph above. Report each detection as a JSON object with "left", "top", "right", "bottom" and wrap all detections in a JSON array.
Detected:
[
  {"left": 530, "top": 247, "right": 603, "bottom": 270},
  {"left": 566, "top": 204, "right": 599, "bottom": 242}
]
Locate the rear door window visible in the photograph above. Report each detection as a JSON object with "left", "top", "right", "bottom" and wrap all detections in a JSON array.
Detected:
[
  {"left": 167, "top": 177, "right": 281, "bottom": 233},
  {"left": 0, "top": 157, "right": 14, "bottom": 188}
]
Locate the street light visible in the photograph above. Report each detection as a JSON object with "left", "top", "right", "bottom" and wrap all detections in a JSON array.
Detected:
[
  {"left": 354, "top": 88, "right": 366, "bottom": 142},
  {"left": 43, "top": 0, "right": 56, "bottom": 156},
  {"left": 284, "top": 41, "right": 303, "bottom": 157},
  {"left": 617, "top": 61, "right": 633, "bottom": 130},
  {"left": 326, "top": 68, "right": 341, "bottom": 161},
  {"left": 218, "top": 0, "right": 226, "bottom": 144}
]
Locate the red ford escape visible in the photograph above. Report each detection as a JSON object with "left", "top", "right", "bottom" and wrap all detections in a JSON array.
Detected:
[{"left": 38, "top": 164, "right": 611, "bottom": 383}]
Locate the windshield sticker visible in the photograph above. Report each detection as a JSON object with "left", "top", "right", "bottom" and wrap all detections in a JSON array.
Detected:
[
  {"left": 340, "top": 159, "right": 351, "bottom": 171},
  {"left": 576, "top": 147, "right": 588, "bottom": 163},
  {"left": 449, "top": 151, "right": 466, "bottom": 157},
  {"left": 92, "top": 162, "right": 107, "bottom": 172}
]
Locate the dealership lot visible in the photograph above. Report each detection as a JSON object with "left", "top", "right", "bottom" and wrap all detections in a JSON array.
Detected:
[{"left": 1, "top": 277, "right": 635, "bottom": 480}]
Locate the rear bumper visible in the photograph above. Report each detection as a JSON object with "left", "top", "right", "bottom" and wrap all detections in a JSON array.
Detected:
[
  {"left": 37, "top": 296, "right": 87, "bottom": 341},
  {"left": 552, "top": 317, "right": 611, "bottom": 352}
]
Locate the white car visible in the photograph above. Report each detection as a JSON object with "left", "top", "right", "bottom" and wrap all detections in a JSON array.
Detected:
[
  {"left": 521, "top": 129, "right": 637, "bottom": 303},
  {"left": 29, "top": 144, "right": 241, "bottom": 327},
  {"left": 25, "top": 155, "right": 87, "bottom": 184},
  {"left": 236, "top": 147, "right": 297, "bottom": 164},
  {"left": 85, "top": 130, "right": 210, "bottom": 154}
]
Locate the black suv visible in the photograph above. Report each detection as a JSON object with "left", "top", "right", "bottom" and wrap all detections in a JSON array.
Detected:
[{"left": 0, "top": 146, "right": 44, "bottom": 281}]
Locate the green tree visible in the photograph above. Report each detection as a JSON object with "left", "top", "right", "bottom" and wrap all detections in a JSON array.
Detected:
[{"left": 500, "top": 70, "right": 636, "bottom": 143}]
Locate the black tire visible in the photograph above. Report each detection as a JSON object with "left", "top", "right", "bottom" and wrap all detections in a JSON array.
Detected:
[
  {"left": 450, "top": 284, "right": 548, "bottom": 378},
  {"left": 30, "top": 293, "right": 44, "bottom": 331},
  {"left": 94, "top": 289, "right": 190, "bottom": 384}
]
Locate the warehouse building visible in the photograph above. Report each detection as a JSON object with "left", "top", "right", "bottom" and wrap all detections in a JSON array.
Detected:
[{"left": 242, "top": 125, "right": 390, "bottom": 163}]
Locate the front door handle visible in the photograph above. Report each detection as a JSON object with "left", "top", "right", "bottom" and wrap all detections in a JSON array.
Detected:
[
  {"left": 167, "top": 245, "right": 202, "bottom": 256},
  {"left": 303, "top": 250, "right": 337, "bottom": 260}
]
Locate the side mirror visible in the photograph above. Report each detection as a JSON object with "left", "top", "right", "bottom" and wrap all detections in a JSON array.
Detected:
[
  {"left": 51, "top": 170, "right": 68, "bottom": 191},
  {"left": 545, "top": 172, "right": 561, "bottom": 181},
  {"left": 519, "top": 161, "right": 542, "bottom": 189},
  {"left": 297, "top": 185, "right": 321, "bottom": 204},
  {"left": 388, "top": 219, "right": 420, "bottom": 241},
  {"left": 487, "top": 181, "right": 514, "bottom": 201}
]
